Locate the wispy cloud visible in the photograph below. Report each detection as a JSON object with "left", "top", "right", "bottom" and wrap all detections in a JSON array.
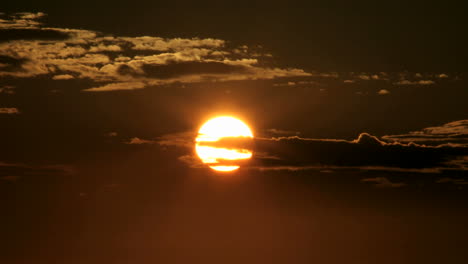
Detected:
[
  {"left": 0, "top": 85, "right": 15, "bottom": 94},
  {"left": 0, "top": 161, "right": 74, "bottom": 181},
  {"left": 394, "top": 80, "right": 435, "bottom": 85},
  {"left": 383, "top": 120, "right": 468, "bottom": 147},
  {"left": 436, "top": 177, "right": 468, "bottom": 185},
  {"left": 0, "top": 107, "right": 19, "bottom": 114},
  {"left": 361, "top": 177, "right": 406, "bottom": 188},
  {"left": 125, "top": 137, "right": 156, "bottom": 145}
]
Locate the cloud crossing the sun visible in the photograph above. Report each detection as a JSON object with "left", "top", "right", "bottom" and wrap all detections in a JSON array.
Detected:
[{"left": 124, "top": 120, "right": 468, "bottom": 174}]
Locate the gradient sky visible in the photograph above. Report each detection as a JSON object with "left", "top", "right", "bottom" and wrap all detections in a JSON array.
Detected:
[{"left": 1, "top": 1, "right": 468, "bottom": 264}]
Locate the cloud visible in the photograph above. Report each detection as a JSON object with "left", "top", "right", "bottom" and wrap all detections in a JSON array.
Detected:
[
  {"left": 358, "top": 74, "right": 371, "bottom": 80},
  {"left": 436, "top": 177, "right": 468, "bottom": 185},
  {"left": 0, "top": 12, "right": 311, "bottom": 91},
  {"left": 394, "top": 80, "right": 435, "bottom": 85},
  {"left": 52, "top": 74, "right": 74, "bottom": 80},
  {"left": 361, "top": 177, "right": 406, "bottom": 188},
  {"left": 250, "top": 133, "right": 468, "bottom": 172},
  {"left": 0, "top": 85, "right": 14, "bottom": 94},
  {"left": 0, "top": 107, "right": 19, "bottom": 114},
  {"left": 105, "top": 132, "right": 118, "bottom": 137},
  {"left": 125, "top": 137, "right": 156, "bottom": 145},
  {"left": 83, "top": 82, "right": 147, "bottom": 92},
  {"left": 0, "top": 161, "right": 74, "bottom": 181},
  {"left": 138, "top": 129, "right": 468, "bottom": 173},
  {"left": 0, "top": 175, "right": 21, "bottom": 182},
  {"left": 377, "top": 89, "right": 390, "bottom": 95},
  {"left": 383, "top": 120, "right": 468, "bottom": 147},
  {"left": 266, "top": 128, "right": 300, "bottom": 136},
  {"left": 437, "top": 73, "right": 449, "bottom": 78},
  {"left": 156, "top": 131, "right": 195, "bottom": 148}
]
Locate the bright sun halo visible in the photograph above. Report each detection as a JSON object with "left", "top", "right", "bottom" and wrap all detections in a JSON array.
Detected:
[{"left": 195, "top": 116, "right": 253, "bottom": 172}]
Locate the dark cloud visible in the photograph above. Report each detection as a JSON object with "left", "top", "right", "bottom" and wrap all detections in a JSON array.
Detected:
[
  {"left": 0, "top": 175, "right": 21, "bottom": 182},
  {"left": 0, "top": 162, "right": 74, "bottom": 181},
  {"left": 0, "top": 85, "right": 15, "bottom": 94},
  {"left": 0, "top": 55, "right": 27, "bottom": 72},
  {"left": 0, "top": 28, "right": 70, "bottom": 42},
  {"left": 138, "top": 128, "right": 468, "bottom": 173},
  {"left": 139, "top": 61, "right": 249, "bottom": 79},
  {"left": 251, "top": 133, "right": 468, "bottom": 172},
  {"left": 383, "top": 120, "right": 468, "bottom": 147},
  {"left": 361, "top": 177, "right": 406, "bottom": 188},
  {"left": 436, "top": 177, "right": 468, "bottom": 185}
]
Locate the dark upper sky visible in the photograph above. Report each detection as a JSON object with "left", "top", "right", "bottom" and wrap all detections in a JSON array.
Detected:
[{"left": 1, "top": 1, "right": 468, "bottom": 264}]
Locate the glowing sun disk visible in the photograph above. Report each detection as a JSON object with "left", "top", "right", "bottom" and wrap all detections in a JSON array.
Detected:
[{"left": 195, "top": 116, "right": 253, "bottom": 172}]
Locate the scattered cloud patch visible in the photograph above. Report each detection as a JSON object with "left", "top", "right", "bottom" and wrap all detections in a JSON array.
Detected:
[
  {"left": 436, "top": 177, "right": 468, "bottom": 185},
  {"left": 395, "top": 80, "right": 435, "bottom": 85},
  {"left": 437, "top": 73, "right": 449, "bottom": 78},
  {"left": 266, "top": 128, "right": 300, "bottom": 136},
  {"left": 0, "top": 12, "right": 311, "bottom": 91},
  {"left": 361, "top": 177, "right": 406, "bottom": 188},
  {"left": 156, "top": 131, "right": 195, "bottom": 148},
  {"left": 125, "top": 137, "right": 156, "bottom": 145},
  {"left": 0, "top": 107, "right": 19, "bottom": 114},
  {"left": 0, "top": 85, "right": 15, "bottom": 94},
  {"left": 105, "top": 132, "right": 118, "bottom": 137},
  {"left": 378, "top": 89, "right": 390, "bottom": 95},
  {"left": 0, "top": 161, "right": 74, "bottom": 180},
  {"left": 0, "top": 175, "right": 21, "bottom": 182}
]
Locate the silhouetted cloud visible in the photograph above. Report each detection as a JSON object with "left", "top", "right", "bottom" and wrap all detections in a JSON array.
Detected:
[
  {"left": 436, "top": 177, "right": 468, "bottom": 185},
  {"left": 0, "top": 161, "right": 74, "bottom": 182},
  {"left": 0, "top": 85, "right": 14, "bottom": 94},
  {"left": 361, "top": 177, "right": 406, "bottom": 188},
  {"left": 125, "top": 137, "right": 155, "bottom": 145},
  {"left": 0, "top": 175, "right": 21, "bottom": 182},
  {"left": 383, "top": 120, "right": 468, "bottom": 147},
  {"left": 251, "top": 133, "right": 468, "bottom": 172},
  {"left": 135, "top": 127, "right": 468, "bottom": 174}
]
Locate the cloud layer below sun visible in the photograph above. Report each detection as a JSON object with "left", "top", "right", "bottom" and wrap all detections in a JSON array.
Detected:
[{"left": 0, "top": 12, "right": 310, "bottom": 91}]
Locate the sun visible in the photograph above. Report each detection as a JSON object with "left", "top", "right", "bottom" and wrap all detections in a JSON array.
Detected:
[{"left": 195, "top": 116, "right": 254, "bottom": 172}]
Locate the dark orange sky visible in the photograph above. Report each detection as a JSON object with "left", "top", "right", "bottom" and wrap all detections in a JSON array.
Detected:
[{"left": 1, "top": 1, "right": 468, "bottom": 263}]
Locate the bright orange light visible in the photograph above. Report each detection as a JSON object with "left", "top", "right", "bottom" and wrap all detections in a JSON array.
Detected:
[{"left": 195, "top": 116, "right": 253, "bottom": 172}]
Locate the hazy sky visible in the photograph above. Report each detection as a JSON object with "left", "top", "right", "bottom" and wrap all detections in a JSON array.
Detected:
[{"left": 1, "top": 1, "right": 468, "bottom": 263}]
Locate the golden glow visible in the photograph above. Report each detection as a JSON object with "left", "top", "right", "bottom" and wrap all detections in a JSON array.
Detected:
[{"left": 195, "top": 116, "right": 253, "bottom": 172}]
